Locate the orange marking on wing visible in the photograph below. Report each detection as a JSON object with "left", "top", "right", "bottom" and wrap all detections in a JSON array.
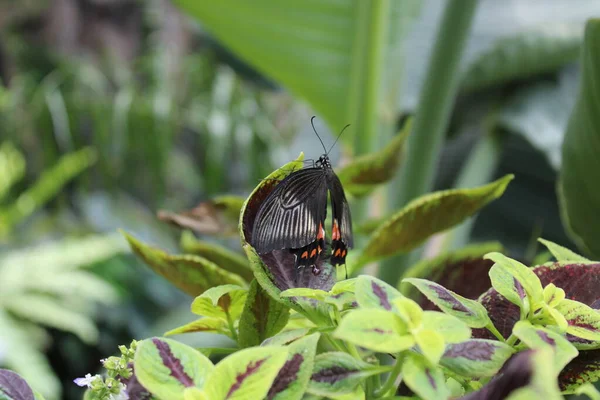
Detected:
[
  {"left": 310, "top": 248, "right": 317, "bottom": 258},
  {"left": 301, "top": 251, "right": 309, "bottom": 259},
  {"left": 334, "top": 248, "right": 341, "bottom": 257},
  {"left": 318, "top": 246, "right": 322, "bottom": 253},
  {"left": 317, "top": 223, "right": 325, "bottom": 240},
  {"left": 341, "top": 250, "right": 346, "bottom": 257},
  {"left": 332, "top": 220, "right": 340, "bottom": 240}
]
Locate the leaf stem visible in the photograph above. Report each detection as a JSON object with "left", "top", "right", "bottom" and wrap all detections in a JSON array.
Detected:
[
  {"left": 373, "top": 354, "right": 404, "bottom": 398},
  {"left": 486, "top": 322, "right": 505, "bottom": 342},
  {"left": 380, "top": 0, "right": 479, "bottom": 284},
  {"left": 225, "top": 311, "right": 238, "bottom": 342}
]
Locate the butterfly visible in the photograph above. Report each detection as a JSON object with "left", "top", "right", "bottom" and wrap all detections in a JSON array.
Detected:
[{"left": 251, "top": 117, "right": 353, "bottom": 278}]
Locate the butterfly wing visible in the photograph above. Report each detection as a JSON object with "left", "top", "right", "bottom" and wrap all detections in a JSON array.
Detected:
[
  {"left": 252, "top": 168, "right": 328, "bottom": 254},
  {"left": 327, "top": 169, "right": 353, "bottom": 266}
]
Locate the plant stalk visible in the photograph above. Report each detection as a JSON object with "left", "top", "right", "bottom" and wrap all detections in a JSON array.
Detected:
[
  {"left": 373, "top": 354, "right": 404, "bottom": 398},
  {"left": 379, "top": 0, "right": 479, "bottom": 284}
]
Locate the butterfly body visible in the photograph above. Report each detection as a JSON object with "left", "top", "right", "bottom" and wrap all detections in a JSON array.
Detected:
[{"left": 251, "top": 154, "right": 353, "bottom": 277}]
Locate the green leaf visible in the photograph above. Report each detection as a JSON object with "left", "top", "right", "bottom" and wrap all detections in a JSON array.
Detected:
[
  {"left": 180, "top": 231, "right": 253, "bottom": 281},
  {"left": 512, "top": 321, "right": 578, "bottom": 373},
  {"left": 191, "top": 285, "right": 247, "bottom": 321},
  {"left": 0, "top": 147, "right": 97, "bottom": 237},
  {"left": 402, "top": 278, "right": 490, "bottom": 328},
  {"left": 486, "top": 252, "right": 544, "bottom": 306},
  {"left": 559, "top": 19, "right": 600, "bottom": 258},
  {"left": 543, "top": 283, "right": 566, "bottom": 308},
  {"left": 124, "top": 232, "right": 247, "bottom": 296},
  {"left": 261, "top": 328, "right": 311, "bottom": 347},
  {"left": 308, "top": 352, "right": 389, "bottom": 397},
  {"left": 439, "top": 339, "right": 515, "bottom": 378},
  {"left": 354, "top": 275, "right": 403, "bottom": 311},
  {"left": 421, "top": 312, "right": 471, "bottom": 344},
  {"left": 574, "top": 383, "right": 600, "bottom": 400},
  {"left": 330, "top": 278, "right": 358, "bottom": 295},
  {"left": 165, "top": 317, "right": 228, "bottom": 337},
  {"left": 414, "top": 329, "right": 445, "bottom": 365},
  {"left": 356, "top": 175, "right": 513, "bottom": 267},
  {"left": 172, "top": 0, "right": 420, "bottom": 139},
  {"left": 461, "top": 23, "right": 583, "bottom": 92},
  {"left": 336, "top": 120, "right": 411, "bottom": 197},
  {"left": 333, "top": 309, "right": 413, "bottom": 353},
  {"left": 392, "top": 297, "right": 423, "bottom": 329},
  {"left": 0, "top": 142, "right": 26, "bottom": 202},
  {"left": 134, "top": 337, "right": 214, "bottom": 400},
  {"left": 324, "top": 292, "right": 357, "bottom": 311},
  {"left": 238, "top": 280, "right": 290, "bottom": 348},
  {"left": 267, "top": 333, "right": 320, "bottom": 400},
  {"left": 488, "top": 263, "right": 529, "bottom": 313},
  {"left": 401, "top": 353, "right": 449, "bottom": 400},
  {"left": 538, "top": 238, "right": 591, "bottom": 263},
  {"left": 507, "top": 348, "right": 563, "bottom": 400},
  {"left": 280, "top": 288, "right": 330, "bottom": 301},
  {"left": 202, "top": 346, "right": 288, "bottom": 400},
  {"left": 555, "top": 299, "right": 600, "bottom": 342}
]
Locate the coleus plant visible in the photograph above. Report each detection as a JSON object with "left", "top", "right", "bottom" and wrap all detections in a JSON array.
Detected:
[{"left": 5, "top": 149, "right": 600, "bottom": 400}]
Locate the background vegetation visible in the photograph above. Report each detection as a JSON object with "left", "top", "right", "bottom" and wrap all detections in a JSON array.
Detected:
[{"left": 1, "top": 0, "right": 599, "bottom": 399}]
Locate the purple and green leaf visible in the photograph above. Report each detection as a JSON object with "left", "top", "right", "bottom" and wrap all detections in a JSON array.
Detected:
[
  {"left": 124, "top": 232, "right": 247, "bottom": 296},
  {"left": 165, "top": 317, "right": 228, "bottom": 337},
  {"left": 487, "top": 252, "right": 543, "bottom": 307},
  {"left": 333, "top": 309, "right": 414, "bottom": 353},
  {"left": 355, "top": 275, "right": 403, "bottom": 311},
  {"left": 134, "top": 337, "right": 214, "bottom": 400},
  {"left": 402, "top": 353, "right": 449, "bottom": 400},
  {"left": 555, "top": 299, "right": 600, "bottom": 343},
  {"left": 403, "top": 278, "right": 490, "bottom": 328},
  {"left": 202, "top": 347, "right": 288, "bottom": 400},
  {"left": 261, "top": 328, "right": 311, "bottom": 347},
  {"left": 191, "top": 285, "right": 247, "bottom": 322},
  {"left": 238, "top": 280, "right": 290, "bottom": 348},
  {"left": 440, "top": 339, "right": 515, "bottom": 378},
  {"left": 355, "top": 175, "right": 513, "bottom": 268},
  {"left": 267, "top": 333, "right": 320, "bottom": 400},
  {"left": 308, "top": 352, "right": 390, "bottom": 397}
]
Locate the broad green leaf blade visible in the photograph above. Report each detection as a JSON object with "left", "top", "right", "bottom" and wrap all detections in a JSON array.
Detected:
[
  {"left": 238, "top": 280, "right": 290, "bottom": 348},
  {"left": 180, "top": 231, "right": 253, "bottom": 281},
  {"left": 403, "top": 278, "right": 490, "bottom": 328},
  {"left": 191, "top": 285, "right": 247, "bottom": 321},
  {"left": 439, "top": 339, "right": 515, "bottom": 378},
  {"left": 357, "top": 175, "right": 513, "bottom": 267},
  {"left": 0, "top": 142, "right": 26, "bottom": 202},
  {"left": 261, "top": 328, "right": 311, "bottom": 347},
  {"left": 354, "top": 275, "right": 403, "bottom": 311},
  {"left": 165, "top": 317, "right": 228, "bottom": 337},
  {"left": 134, "top": 337, "right": 214, "bottom": 400},
  {"left": 308, "top": 352, "right": 389, "bottom": 397},
  {"left": 158, "top": 195, "right": 244, "bottom": 237},
  {"left": 555, "top": 299, "right": 600, "bottom": 342},
  {"left": 485, "top": 252, "right": 543, "bottom": 304},
  {"left": 330, "top": 278, "right": 358, "bottom": 295},
  {"left": 280, "top": 288, "right": 329, "bottom": 301},
  {"left": 401, "top": 354, "right": 449, "bottom": 400},
  {"left": 399, "top": 242, "right": 502, "bottom": 307},
  {"left": 124, "top": 232, "right": 246, "bottom": 296},
  {"left": 336, "top": 120, "right": 411, "bottom": 197},
  {"left": 173, "top": 0, "right": 419, "bottom": 138},
  {"left": 559, "top": 19, "right": 600, "bottom": 258},
  {"left": 268, "top": 333, "right": 320, "bottom": 400},
  {"left": 461, "top": 23, "right": 583, "bottom": 92},
  {"left": 203, "top": 346, "right": 288, "bottom": 400},
  {"left": 421, "top": 311, "right": 471, "bottom": 344},
  {"left": 333, "top": 309, "right": 413, "bottom": 353},
  {"left": 414, "top": 329, "right": 445, "bottom": 365},
  {"left": 513, "top": 321, "right": 578, "bottom": 373},
  {"left": 0, "top": 369, "right": 35, "bottom": 400},
  {"left": 538, "top": 238, "right": 591, "bottom": 263},
  {"left": 324, "top": 291, "right": 357, "bottom": 311},
  {"left": 488, "top": 264, "right": 528, "bottom": 312}
]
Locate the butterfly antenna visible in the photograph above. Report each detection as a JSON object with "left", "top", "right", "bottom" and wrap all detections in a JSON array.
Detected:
[
  {"left": 327, "top": 123, "right": 351, "bottom": 155},
  {"left": 311, "top": 116, "right": 328, "bottom": 154}
]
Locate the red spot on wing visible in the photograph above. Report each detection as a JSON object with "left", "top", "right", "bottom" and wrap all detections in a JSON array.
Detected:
[
  {"left": 317, "top": 223, "right": 325, "bottom": 240},
  {"left": 310, "top": 248, "right": 317, "bottom": 258},
  {"left": 301, "top": 251, "right": 309, "bottom": 259},
  {"left": 332, "top": 220, "right": 341, "bottom": 240}
]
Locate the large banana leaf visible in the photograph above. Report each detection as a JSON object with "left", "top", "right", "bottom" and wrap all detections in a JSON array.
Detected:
[
  {"left": 559, "top": 19, "right": 600, "bottom": 257},
  {"left": 173, "top": 0, "right": 420, "bottom": 149}
]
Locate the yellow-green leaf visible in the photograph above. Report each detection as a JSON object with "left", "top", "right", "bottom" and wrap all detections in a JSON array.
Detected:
[
  {"left": 124, "top": 232, "right": 246, "bottom": 296},
  {"left": 165, "top": 317, "right": 228, "bottom": 337},
  {"left": 356, "top": 175, "right": 513, "bottom": 267}
]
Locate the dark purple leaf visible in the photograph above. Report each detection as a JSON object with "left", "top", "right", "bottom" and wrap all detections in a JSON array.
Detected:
[
  {"left": 119, "top": 364, "right": 152, "bottom": 400},
  {"left": 533, "top": 263, "right": 600, "bottom": 305},
  {"left": 0, "top": 369, "right": 34, "bottom": 400},
  {"left": 267, "top": 353, "right": 304, "bottom": 400},
  {"left": 444, "top": 341, "right": 496, "bottom": 361},
  {"left": 558, "top": 349, "right": 600, "bottom": 391},
  {"left": 459, "top": 351, "right": 533, "bottom": 400},
  {"left": 152, "top": 338, "right": 194, "bottom": 387},
  {"left": 311, "top": 365, "right": 359, "bottom": 383}
]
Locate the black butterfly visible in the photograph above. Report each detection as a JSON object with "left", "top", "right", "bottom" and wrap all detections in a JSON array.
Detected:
[{"left": 251, "top": 117, "right": 353, "bottom": 278}]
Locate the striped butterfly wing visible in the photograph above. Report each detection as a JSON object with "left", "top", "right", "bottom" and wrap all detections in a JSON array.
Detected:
[
  {"left": 252, "top": 168, "right": 328, "bottom": 254},
  {"left": 327, "top": 169, "right": 353, "bottom": 266}
]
